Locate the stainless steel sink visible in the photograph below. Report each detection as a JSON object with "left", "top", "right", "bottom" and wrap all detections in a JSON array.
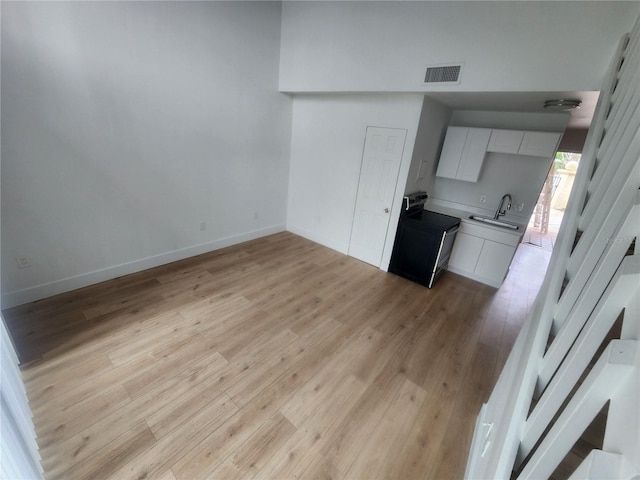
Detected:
[{"left": 469, "top": 215, "right": 520, "bottom": 230}]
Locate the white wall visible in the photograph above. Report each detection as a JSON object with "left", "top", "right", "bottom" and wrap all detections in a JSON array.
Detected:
[
  {"left": 430, "top": 111, "right": 570, "bottom": 222},
  {"left": 403, "top": 96, "right": 452, "bottom": 196},
  {"left": 279, "top": 1, "right": 638, "bottom": 93},
  {"left": 286, "top": 94, "right": 424, "bottom": 263},
  {"left": 558, "top": 128, "right": 589, "bottom": 153},
  {"left": 1, "top": 1, "right": 292, "bottom": 307}
]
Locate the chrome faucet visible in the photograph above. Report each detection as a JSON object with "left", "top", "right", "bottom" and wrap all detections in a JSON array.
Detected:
[{"left": 494, "top": 193, "right": 513, "bottom": 219}]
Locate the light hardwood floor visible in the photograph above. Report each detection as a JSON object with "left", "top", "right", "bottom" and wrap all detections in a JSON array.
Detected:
[{"left": 4, "top": 232, "right": 550, "bottom": 480}]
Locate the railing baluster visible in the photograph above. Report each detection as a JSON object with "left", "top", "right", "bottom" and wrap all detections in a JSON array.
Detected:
[
  {"left": 568, "top": 450, "right": 637, "bottom": 480},
  {"left": 517, "top": 340, "right": 639, "bottom": 480},
  {"left": 521, "top": 256, "right": 640, "bottom": 461}
]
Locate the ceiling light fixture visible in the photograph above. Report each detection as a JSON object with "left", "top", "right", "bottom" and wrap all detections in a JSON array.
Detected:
[{"left": 543, "top": 99, "right": 582, "bottom": 111}]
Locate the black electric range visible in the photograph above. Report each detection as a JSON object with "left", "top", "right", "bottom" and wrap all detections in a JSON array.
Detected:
[{"left": 389, "top": 193, "right": 460, "bottom": 288}]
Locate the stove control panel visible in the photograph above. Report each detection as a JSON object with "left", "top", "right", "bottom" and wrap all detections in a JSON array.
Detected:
[{"left": 403, "top": 191, "right": 428, "bottom": 210}]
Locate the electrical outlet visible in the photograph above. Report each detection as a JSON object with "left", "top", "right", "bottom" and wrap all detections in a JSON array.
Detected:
[
  {"left": 200, "top": 222, "right": 206, "bottom": 231},
  {"left": 16, "top": 256, "right": 31, "bottom": 268},
  {"left": 480, "top": 195, "right": 487, "bottom": 204}
]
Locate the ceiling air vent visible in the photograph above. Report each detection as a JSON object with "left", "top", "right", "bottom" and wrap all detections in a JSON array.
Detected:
[{"left": 424, "top": 64, "right": 462, "bottom": 84}]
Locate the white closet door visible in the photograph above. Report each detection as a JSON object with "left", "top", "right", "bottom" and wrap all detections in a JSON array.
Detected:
[{"left": 349, "top": 127, "right": 406, "bottom": 267}]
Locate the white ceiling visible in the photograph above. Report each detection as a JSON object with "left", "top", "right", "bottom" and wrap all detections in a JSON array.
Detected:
[{"left": 425, "top": 91, "right": 600, "bottom": 130}]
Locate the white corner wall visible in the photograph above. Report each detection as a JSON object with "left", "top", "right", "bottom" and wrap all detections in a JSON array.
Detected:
[
  {"left": 286, "top": 94, "right": 424, "bottom": 263},
  {"left": 403, "top": 96, "right": 452, "bottom": 196},
  {"left": 1, "top": 2, "right": 292, "bottom": 307},
  {"left": 279, "top": 1, "right": 639, "bottom": 93}
]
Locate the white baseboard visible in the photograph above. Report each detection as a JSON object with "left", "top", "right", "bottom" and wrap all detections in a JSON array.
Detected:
[
  {"left": 1, "top": 225, "right": 286, "bottom": 308},
  {"left": 286, "top": 224, "right": 349, "bottom": 256}
]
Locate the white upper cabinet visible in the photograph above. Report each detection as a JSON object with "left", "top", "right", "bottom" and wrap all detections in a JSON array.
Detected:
[
  {"left": 436, "top": 126, "right": 467, "bottom": 179},
  {"left": 437, "top": 126, "right": 562, "bottom": 183},
  {"left": 518, "top": 131, "right": 562, "bottom": 157},
  {"left": 436, "top": 127, "right": 491, "bottom": 182},
  {"left": 458, "top": 128, "right": 492, "bottom": 181},
  {"left": 487, "top": 129, "right": 562, "bottom": 158},
  {"left": 487, "top": 129, "right": 525, "bottom": 154}
]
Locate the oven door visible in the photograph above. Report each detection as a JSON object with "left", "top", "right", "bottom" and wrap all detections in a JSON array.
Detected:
[
  {"left": 429, "top": 227, "right": 458, "bottom": 287},
  {"left": 389, "top": 219, "right": 444, "bottom": 287}
]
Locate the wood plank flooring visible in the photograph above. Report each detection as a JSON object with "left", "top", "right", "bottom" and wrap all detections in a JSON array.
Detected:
[{"left": 3, "top": 232, "right": 550, "bottom": 480}]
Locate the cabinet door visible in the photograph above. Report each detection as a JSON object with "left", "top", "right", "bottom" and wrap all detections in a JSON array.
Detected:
[
  {"left": 449, "top": 232, "right": 484, "bottom": 273},
  {"left": 436, "top": 127, "right": 467, "bottom": 179},
  {"left": 518, "top": 132, "right": 561, "bottom": 157},
  {"left": 487, "top": 129, "right": 524, "bottom": 154},
  {"left": 457, "top": 128, "right": 491, "bottom": 182},
  {"left": 474, "top": 240, "right": 517, "bottom": 284}
]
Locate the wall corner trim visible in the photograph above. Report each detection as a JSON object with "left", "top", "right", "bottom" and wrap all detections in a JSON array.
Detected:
[{"left": 286, "top": 224, "right": 349, "bottom": 257}]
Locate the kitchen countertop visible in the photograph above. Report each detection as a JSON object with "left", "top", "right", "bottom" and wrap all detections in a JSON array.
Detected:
[{"left": 425, "top": 202, "right": 528, "bottom": 237}]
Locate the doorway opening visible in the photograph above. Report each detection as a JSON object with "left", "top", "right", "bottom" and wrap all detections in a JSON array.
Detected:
[{"left": 522, "top": 151, "right": 581, "bottom": 251}]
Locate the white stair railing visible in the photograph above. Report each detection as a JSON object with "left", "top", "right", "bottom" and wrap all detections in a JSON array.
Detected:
[
  {"left": 466, "top": 12, "right": 640, "bottom": 480},
  {"left": 537, "top": 198, "right": 640, "bottom": 394},
  {"left": 1, "top": 317, "right": 43, "bottom": 479},
  {"left": 569, "top": 450, "right": 638, "bottom": 480},
  {"left": 518, "top": 339, "right": 639, "bottom": 479},
  {"left": 520, "top": 254, "right": 640, "bottom": 464}
]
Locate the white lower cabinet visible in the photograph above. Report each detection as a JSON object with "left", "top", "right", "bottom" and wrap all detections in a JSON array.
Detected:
[
  {"left": 474, "top": 240, "right": 517, "bottom": 285},
  {"left": 449, "top": 232, "right": 484, "bottom": 272},
  {"left": 448, "top": 221, "right": 520, "bottom": 287}
]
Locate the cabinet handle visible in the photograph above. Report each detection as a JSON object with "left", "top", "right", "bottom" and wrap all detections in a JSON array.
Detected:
[{"left": 384, "top": 208, "right": 390, "bottom": 213}]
